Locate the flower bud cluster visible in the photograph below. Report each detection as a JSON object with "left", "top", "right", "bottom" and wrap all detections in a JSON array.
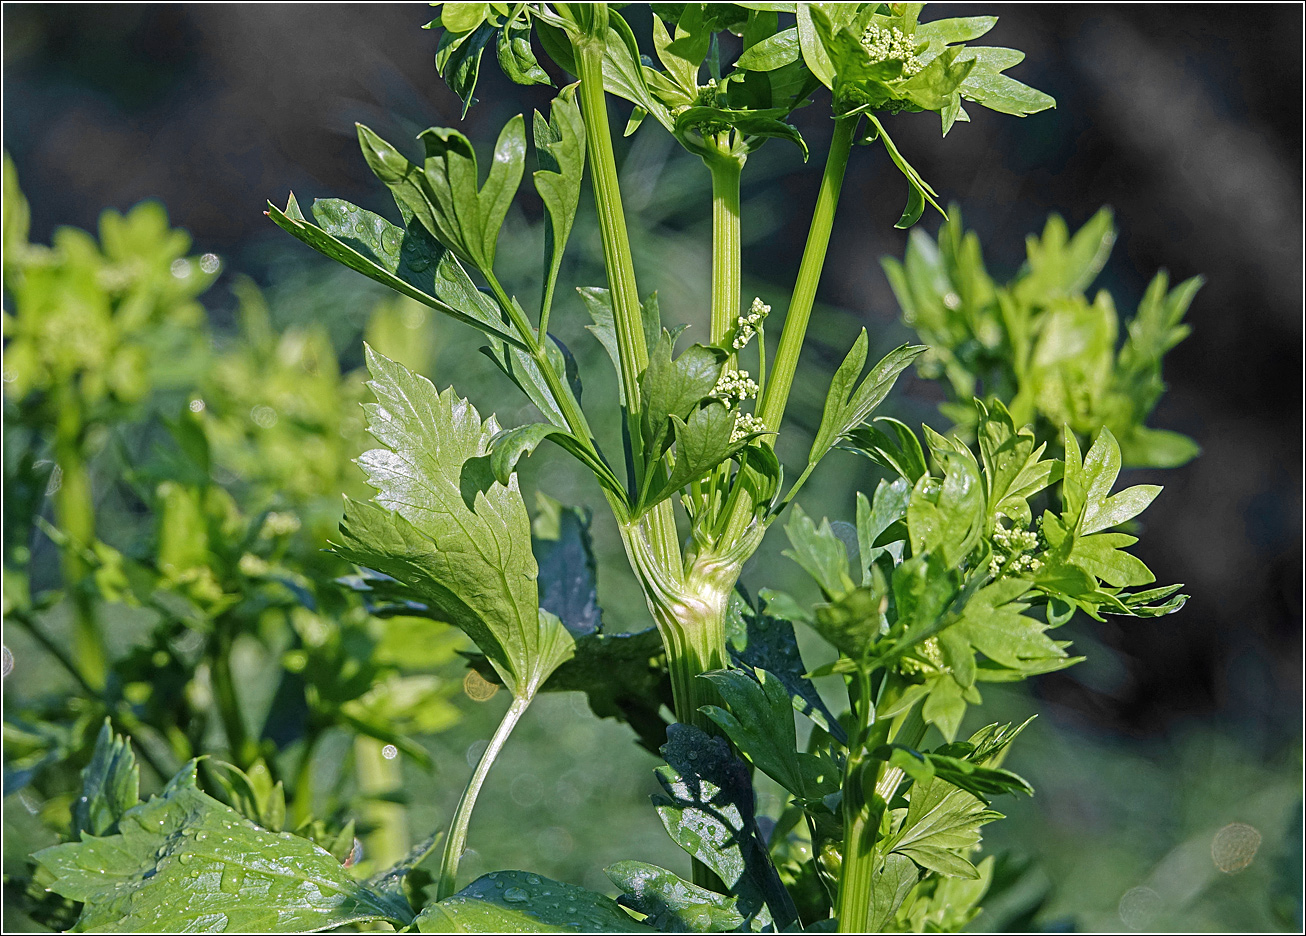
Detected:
[
  {"left": 732, "top": 297, "right": 770, "bottom": 350},
  {"left": 860, "top": 24, "right": 924, "bottom": 76},
  {"left": 730, "top": 411, "right": 767, "bottom": 444},
  {"left": 713, "top": 369, "right": 759, "bottom": 409},
  {"left": 989, "top": 521, "right": 1044, "bottom": 578}
]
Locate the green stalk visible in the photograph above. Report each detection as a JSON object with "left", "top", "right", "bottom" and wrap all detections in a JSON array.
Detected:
[
  {"left": 436, "top": 694, "right": 531, "bottom": 899},
  {"left": 52, "top": 387, "right": 106, "bottom": 690},
  {"left": 573, "top": 31, "right": 681, "bottom": 568},
  {"left": 483, "top": 274, "right": 599, "bottom": 454},
  {"left": 718, "top": 116, "right": 858, "bottom": 549},
  {"left": 836, "top": 688, "right": 929, "bottom": 932},
  {"left": 836, "top": 667, "right": 881, "bottom": 932},
  {"left": 755, "top": 115, "right": 857, "bottom": 433},
  {"left": 707, "top": 153, "right": 743, "bottom": 353}
]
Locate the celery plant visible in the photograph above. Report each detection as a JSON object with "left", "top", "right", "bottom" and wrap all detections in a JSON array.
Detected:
[{"left": 28, "top": 4, "right": 1198, "bottom": 932}]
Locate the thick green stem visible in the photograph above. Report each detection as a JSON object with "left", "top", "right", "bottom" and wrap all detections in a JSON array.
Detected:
[
  {"left": 707, "top": 154, "right": 743, "bottom": 353},
  {"left": 437, "top": 694, "right": 531, "bottom": 899},
  {"left": 574, "top": 34, "right": 681, "bottom": 567}
]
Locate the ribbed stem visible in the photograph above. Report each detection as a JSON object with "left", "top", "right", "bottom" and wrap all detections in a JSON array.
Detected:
[{"left": 708, "top": 154, "right": 743, "bottom": 353}]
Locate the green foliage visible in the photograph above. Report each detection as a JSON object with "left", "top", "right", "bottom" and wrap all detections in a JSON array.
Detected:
[
  {"left": 333, "top": 347, "right": 574, "bottom": 701},
  {"left": 5, "top": 4, "right": 1215, "bottom": 933},
  {"left": 884, "top": 206, "right": 1202, "bottom": 466},
  {"left": 652, "top": 724, "right": 798, "bottom": 931},
  {"left": 415, "top": 869, "right": 648, "bottom": 932},
  {"left": 34, "top": 760, "right": 414, "bottom": 933},
  {"left": 607, "top": 859, "right": 747, "bottom": 932}
]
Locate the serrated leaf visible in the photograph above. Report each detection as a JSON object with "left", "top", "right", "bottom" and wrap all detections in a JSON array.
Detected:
[
  {"left": 414, "top": 870, "right": 648, "bottom": 932},
  {"left": 640, "top": 334, "right": 728, "bottom": 455},
  {"left": 35, "top": 762, "right": 411, "bottom": 933},
  {"left": 653, "top": 724, "right": 797, "bottom": 930},
  {"left": 855, "top": 477, "right": 911, "bottom": 577},
  {"left": 606, "top": 860, "right": 745, "bottom": 933},
  {"left": 809, "top": 332, "right": 924, "bottom": 466},
  {"left": 331, "top": 348, "right": 572, "bottom": 698},
  {"left": 643, "top": 401, "right": 750, "bottom": 510},
  {"left": 72, "top": 720, "right": 139, "bottom": 840},
  {"left": 907, "top": 449, "right": 984, "bottom": 567},
  {"left": 700, "top": 667, "right": 839, "bottom": 800}
]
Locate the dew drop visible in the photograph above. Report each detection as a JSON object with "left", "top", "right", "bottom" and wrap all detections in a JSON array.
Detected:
[
  {"left": 170, "top": 258, "right": 192, "bottom": 279},
  {"left": 2, "top": 645, "right": 13, "bottom": 678},
  {"left": 503, "top": 887, "right": 529, "bottom": 903},
  {"left": 219, "top": 865, "right": 244, "bottom": 895},
  {"left": 199, "top": 253, "right": 221, "bottom": 275}
]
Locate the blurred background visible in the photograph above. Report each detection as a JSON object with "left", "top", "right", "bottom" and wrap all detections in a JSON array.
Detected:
[{"left": 3, "top": 4, "right": 1301, "bottom": 932}]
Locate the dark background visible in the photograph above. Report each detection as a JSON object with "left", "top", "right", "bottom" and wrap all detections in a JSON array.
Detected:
[{"left": 4, "top": 2, "right": 1302, "bottom": 898}]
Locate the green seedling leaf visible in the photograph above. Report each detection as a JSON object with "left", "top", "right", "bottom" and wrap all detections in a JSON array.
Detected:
[
  {"left": 265, "top": 196, "right": 522, "bottom": 349},
  {"left": 699, "top": 667, "right": 839, "bottom": 800},
  {"left": 35, "top": 762, "right": 412, "bottom": 933},
  {"left": 653, "top": 724, "right": 797, "bottom": 930},
  {"left": 606, "top": 860, "right": 745, "bottom": 933},
  {"left": 331, "top": 347, "right": 573, "bottom": 699},
  {"left": 809, "top": 332, "right": 924, "bottom": 466},
  {"left": 71, "top": 720, "right": 139, "bottom": 840},
  {"left": 534, "top": 84, "right": 585, "bottom": 323},
  {"left": 414, "top": 869, "right": 648, "bottom": 932},
  {"left": 728, "top": 593, "right": 847, "bottom": 742}
]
